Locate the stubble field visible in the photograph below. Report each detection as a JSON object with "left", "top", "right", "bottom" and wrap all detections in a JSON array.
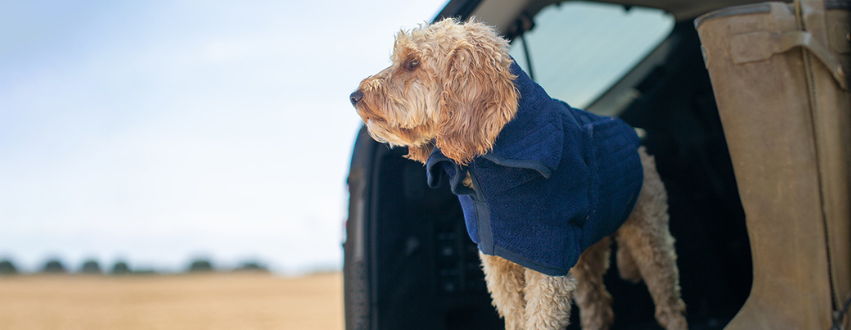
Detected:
[{"left": 0, "top": 272, "right": 343, "bottom": 330}]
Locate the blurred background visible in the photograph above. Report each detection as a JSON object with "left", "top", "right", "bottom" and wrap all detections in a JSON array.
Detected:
[{"left": 0, "top": 0, "right": 447, "bottom": 275}]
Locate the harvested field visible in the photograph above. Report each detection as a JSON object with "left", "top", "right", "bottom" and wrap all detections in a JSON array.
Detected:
[{"left": 0, "top": 272, "right": 343, "bottom": 330}]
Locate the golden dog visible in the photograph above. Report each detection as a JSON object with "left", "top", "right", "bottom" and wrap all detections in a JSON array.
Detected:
[{"left": 350, "top": 18, "right": 687, "bottom": 330}]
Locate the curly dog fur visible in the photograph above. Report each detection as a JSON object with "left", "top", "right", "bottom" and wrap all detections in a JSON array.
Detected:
[{"left": 351, "top": 18, "right": 687, "bottom": 330}]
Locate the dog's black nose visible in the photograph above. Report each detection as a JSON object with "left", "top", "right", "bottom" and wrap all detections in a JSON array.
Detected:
[{"left": 350, "top": 90, "right": 364, "bottom": 106}]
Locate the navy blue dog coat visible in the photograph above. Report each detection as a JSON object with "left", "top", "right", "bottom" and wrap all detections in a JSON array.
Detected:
[{"left": 426, "top": 60, "right": 644, "bottom": 276}]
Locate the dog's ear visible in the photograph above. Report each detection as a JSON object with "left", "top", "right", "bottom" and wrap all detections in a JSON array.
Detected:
[{"left": 436, "top": 28, "right": 517, "bottom": 165}]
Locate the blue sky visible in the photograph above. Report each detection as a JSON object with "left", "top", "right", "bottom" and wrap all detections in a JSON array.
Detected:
[{"left": 0, "top": 0, "right": 447, "bottom": 273}]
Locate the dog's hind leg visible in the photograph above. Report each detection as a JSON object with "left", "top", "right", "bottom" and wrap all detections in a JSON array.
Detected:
[
  {"left": 616, "top": 222, "right": 686, "bottom": 330},
  {"left": 615, "top": 149, "right": 687, "bottom": 330},
  {"left": 481, "top": 253, "right": 527, "bottom": 330},
  {"left": 572, "top": 236, "right": 614, "bottom": 330},
  {"left": 523, "top": 268, "right": 577, "bottom": 330},
  {"left": 616, "top": 236, "right": 641, "bottom": 283}
]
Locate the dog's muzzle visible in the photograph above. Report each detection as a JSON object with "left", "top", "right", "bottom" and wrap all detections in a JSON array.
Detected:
[{"left": 350, "top": 90, "right": 363, "bottom": 106}]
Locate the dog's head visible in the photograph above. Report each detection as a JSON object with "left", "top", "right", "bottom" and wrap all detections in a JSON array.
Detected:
[{"left": 350, "top": 18, "right": 518, "bottom": 165}]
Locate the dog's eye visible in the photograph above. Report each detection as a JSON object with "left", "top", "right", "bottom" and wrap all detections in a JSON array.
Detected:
[{"left": 406, "top": 60, "right": 419, "bottom": 70}]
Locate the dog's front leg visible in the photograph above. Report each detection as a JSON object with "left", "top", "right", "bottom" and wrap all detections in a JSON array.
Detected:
[
  {"left": 481, "top": 253, "right": 527, "bottom": 330},
  {"left": 523, "top": 268, "right": 577, "bottom": 330}
]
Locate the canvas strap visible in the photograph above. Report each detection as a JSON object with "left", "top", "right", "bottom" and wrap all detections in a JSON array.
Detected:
[{"left": 729, "top": 29, "right": 847, "bottom": 89}]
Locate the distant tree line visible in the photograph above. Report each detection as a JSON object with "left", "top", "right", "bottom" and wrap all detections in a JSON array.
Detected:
[{"left": 0, "top": 258, "right": 269, "bottom": 275}]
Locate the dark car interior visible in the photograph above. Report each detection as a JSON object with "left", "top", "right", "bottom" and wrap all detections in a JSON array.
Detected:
[{"left": 344, "top": 1, "right": 754, "bottom": 329}]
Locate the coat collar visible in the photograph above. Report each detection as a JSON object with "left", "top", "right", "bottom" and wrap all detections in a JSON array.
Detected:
[{"left": 426, "top": 59, "right": 566, "bottom": 193}]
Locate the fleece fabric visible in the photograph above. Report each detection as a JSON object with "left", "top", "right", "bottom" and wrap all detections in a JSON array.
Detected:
[{"left": 425, "top": 60, "right": 644, "bottom": 276}]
